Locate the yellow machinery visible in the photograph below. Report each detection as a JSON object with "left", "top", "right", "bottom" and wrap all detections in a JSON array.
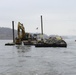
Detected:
[{"left": 15, "top": 22, "right": 31, "bottom": 44}]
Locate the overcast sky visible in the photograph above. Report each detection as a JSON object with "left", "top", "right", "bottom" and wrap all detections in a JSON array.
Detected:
[{"left": 0, "top": 0, "right": 76, "bottom": 35}]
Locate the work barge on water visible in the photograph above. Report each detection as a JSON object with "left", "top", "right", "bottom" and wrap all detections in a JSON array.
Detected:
[{"left": 5, "top": 16, "right": 67, "bottom": 47}]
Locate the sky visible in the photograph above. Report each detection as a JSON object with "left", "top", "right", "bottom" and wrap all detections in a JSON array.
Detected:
[{"left": 0, "top": 0, "right": 76, "bottom": 36}]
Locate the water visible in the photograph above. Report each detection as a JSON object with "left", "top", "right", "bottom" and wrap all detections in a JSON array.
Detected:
[{"left": 0, "top": 38, "right": 76, "bottom": 75}]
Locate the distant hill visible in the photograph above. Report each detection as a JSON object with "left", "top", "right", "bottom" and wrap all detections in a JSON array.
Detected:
[
  {"left": 0, "top": 27, "right": 49, "bottom": 40},
  {"left": 49, "top": 35, "right": 76, "bottom": 39},
  {"left": 2, "top": 27, "right": 72, "bottom": 40},
  {"left": 0, "top": 27, "right": 17, "bottom": 39}
]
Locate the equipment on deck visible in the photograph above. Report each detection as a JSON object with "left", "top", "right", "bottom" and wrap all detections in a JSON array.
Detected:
[{"left": 15, "top": 22, "right": 31, "bottom": 45}]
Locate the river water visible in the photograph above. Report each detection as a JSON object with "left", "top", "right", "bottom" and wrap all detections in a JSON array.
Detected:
[{"left": 0, "top": 37, "right": 76, "bottom": 75}]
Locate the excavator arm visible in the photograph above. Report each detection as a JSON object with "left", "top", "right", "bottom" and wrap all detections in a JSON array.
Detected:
[
  {"left": 17, "top": 22, "right": 26, "bottom": 40},
  {"left": 15, "top": 22, "right": 31, "bottom": 45},
  {"left": 15, "top": 22, "right": 26, "bottom": 44}
]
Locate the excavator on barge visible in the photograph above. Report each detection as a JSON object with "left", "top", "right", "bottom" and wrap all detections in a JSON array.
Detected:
[
  {"left": 5, "top": 15, "right": 67, "bottom": 47},
  {"left": 15, "top": 16, "right": 67, "bottom": 47},
  {"left": 15, "top": 22, "right": 35, "bottom": 45}
]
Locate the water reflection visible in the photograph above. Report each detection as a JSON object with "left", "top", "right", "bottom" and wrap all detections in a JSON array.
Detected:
[{"left": 15, "top": 45, "right": 31, "bottom": 53}]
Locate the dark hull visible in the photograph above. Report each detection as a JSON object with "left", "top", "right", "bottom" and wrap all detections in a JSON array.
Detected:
[
  {"left": 23, "top": 42, "right": 35, "bottom": 45},
  {"left": 24, "top": 43, "right": 34, "bottom": 45},
  {"left": 35, "top": 43, "right": 67, "bottom": 47},
  {"left": 23, "top": 40, "right": 36, "bottom": 45},
  {"left": 5, "top": 43, "right": 15, "bottom": 46}
]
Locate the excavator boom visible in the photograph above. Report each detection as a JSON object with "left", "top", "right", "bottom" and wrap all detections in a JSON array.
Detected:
[{"left": 15, "top": 22, "right": 31, "bottom": 45}]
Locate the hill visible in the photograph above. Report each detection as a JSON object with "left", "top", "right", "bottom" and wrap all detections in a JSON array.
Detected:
[
  {"left": 1, "top": 27, "right": 75, "bottom": 40},
  {"left": 0, "top": 27, "right": 17, "bottom": 39},
  {"left": 0, "top": 27, "right": 49, "bottom": 40}
]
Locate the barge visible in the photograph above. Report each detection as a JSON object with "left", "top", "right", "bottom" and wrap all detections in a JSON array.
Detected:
[
  {"left": 35, "top": 42, "right": 67, "bottom": 47},
  {"left": 35, "top": 36, "right": 67, "bottom": 47}
]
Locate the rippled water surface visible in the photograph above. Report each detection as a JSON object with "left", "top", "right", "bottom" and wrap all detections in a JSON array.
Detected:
[{"left": 0, "top": 38, "right": 76, "bottom": 75}]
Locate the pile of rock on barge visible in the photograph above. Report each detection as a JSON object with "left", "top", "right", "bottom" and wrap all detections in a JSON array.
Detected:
[{"left": 35, "top": 36, "right": 67, "bottom": 47}]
